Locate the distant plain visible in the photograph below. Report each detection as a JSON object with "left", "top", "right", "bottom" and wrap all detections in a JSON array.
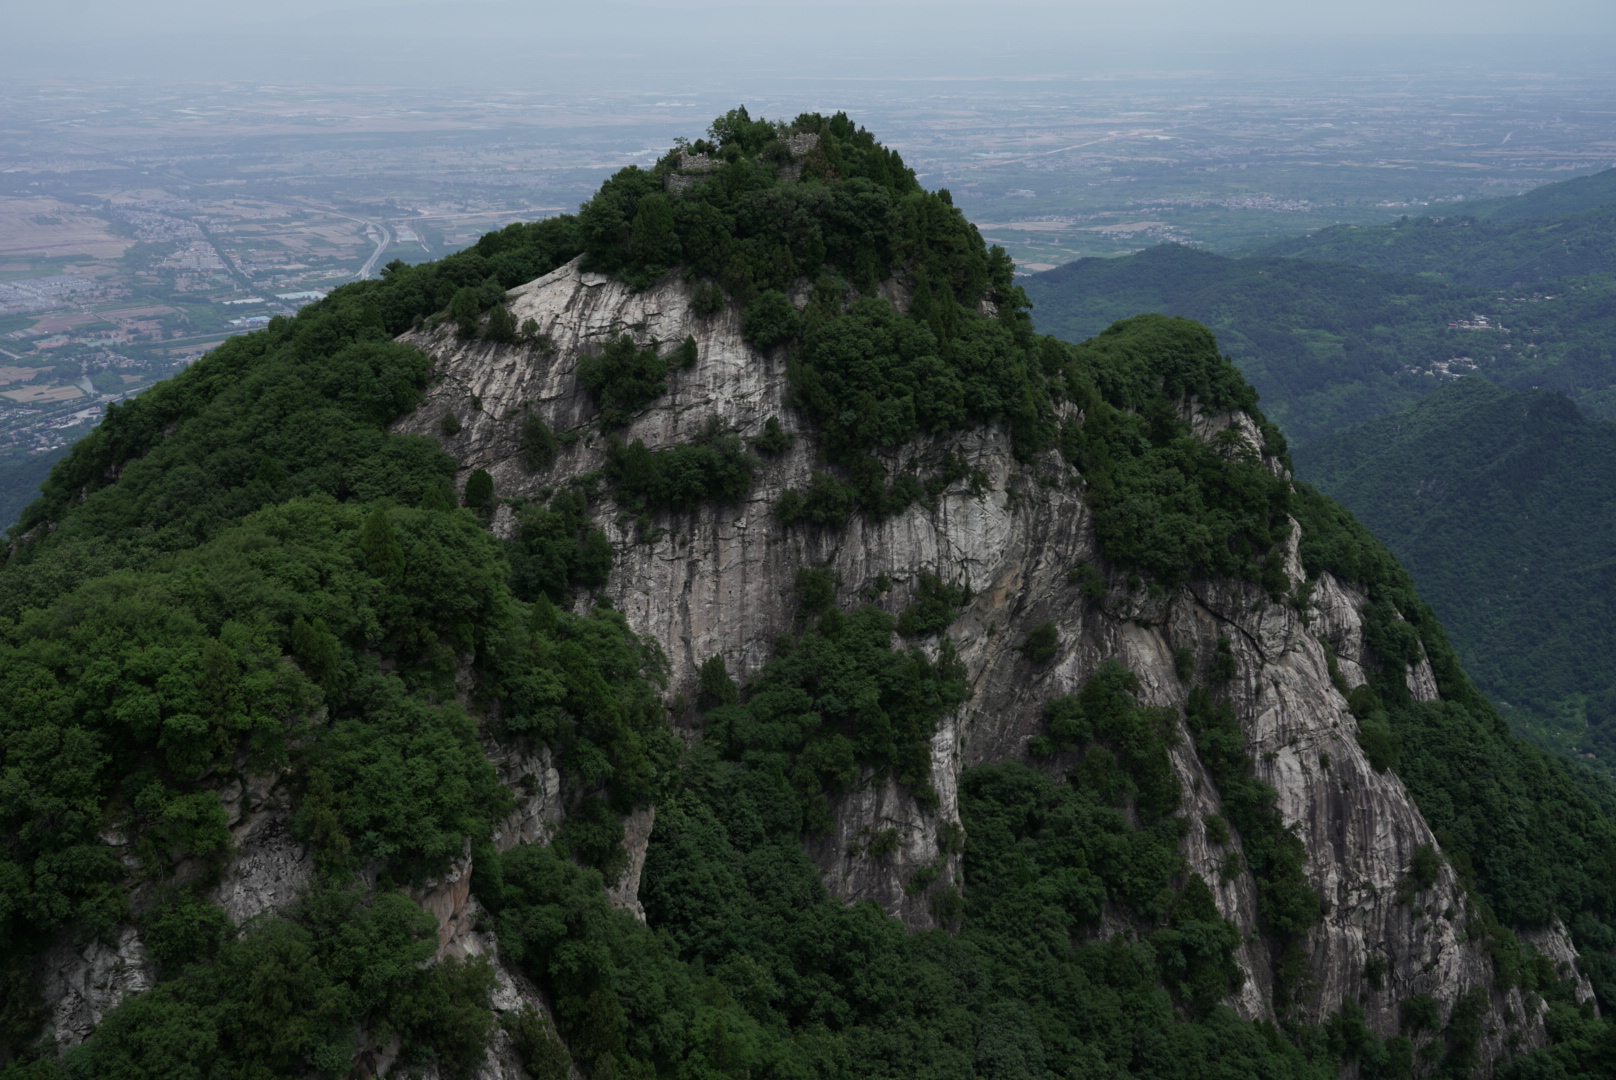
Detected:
[{"left": 0, "top": 51, "right": 1612, "bottom": 528}]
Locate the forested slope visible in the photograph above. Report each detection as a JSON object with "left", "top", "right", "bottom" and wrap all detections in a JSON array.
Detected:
[
  {"left": 1297, "top": 377, "right": 1616, "bottom": 781},
  {"left": 0, "top": 110, "right": 1612, "bottom": 1080},
  {"left": 1023, "top": 165, "right": 1616, "bottom": 864}
]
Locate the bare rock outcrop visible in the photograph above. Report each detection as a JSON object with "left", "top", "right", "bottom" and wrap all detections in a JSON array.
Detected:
[
  {"left": 29, "top": 253, "right": 1568, "bottom": 1075},
  {"left": 391, "top": 256, "right": 1571, "bottom": 1064},
  {"left": 38, "top": 926, "right": 151, "bottom": 1050}
]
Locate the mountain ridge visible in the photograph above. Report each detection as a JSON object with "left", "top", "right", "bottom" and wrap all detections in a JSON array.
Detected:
[
  {"left": 1250, "top": 202, "right": 1616, "bottom": 287},
  {"left": 1, "top": 111, "right": 1612, "bottom": 1080},
  {"left": 1464, "top": 166, "right": 1616, "bottom": 224}
]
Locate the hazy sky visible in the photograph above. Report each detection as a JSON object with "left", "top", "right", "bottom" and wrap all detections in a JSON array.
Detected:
[
  {"left": 4, "top": 1, "right": 1614, "bottom": 85},
  {"left": 8, "top": 0, "right": 1616, "bottom": 35}
]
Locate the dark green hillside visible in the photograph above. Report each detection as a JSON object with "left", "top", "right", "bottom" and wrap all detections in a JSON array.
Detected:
[
  {"left": 1475, "top": 166, "right": 1616, "bottom": 224},
  {"left": 2, "top": 110, "right": 1615, "bottom": 1079},
  {"left": 1251, "top": 203, "right": 1616, "bottom": 288},
  {"left": 1296, "top": 377, "right": 1616, "bottom": 780},
  {"left": 1023, "top": 244, "right": 1616, "bottom": 443},
  {"left": 1372, "top": 167, "right": 1616, "bottom": 227}
]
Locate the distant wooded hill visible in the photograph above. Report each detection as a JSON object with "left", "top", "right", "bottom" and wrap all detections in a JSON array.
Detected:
[
  {"left": 1250, "top": 168, "right": 1616, "bottom": 287},
  {"left": 1463, "top": 166, "right": 1616, "bottom": 223},
  {"left": 1024, "top": 244, "right": 1616, "bottom": 445}
]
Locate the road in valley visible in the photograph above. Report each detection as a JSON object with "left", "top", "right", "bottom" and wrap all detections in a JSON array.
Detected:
[{"left": 354, "top": 218, "right": 392, "bottom": 280}]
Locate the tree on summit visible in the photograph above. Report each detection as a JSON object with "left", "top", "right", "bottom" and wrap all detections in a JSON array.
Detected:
[{"left": 628, "top": 192, "right": 679, "bottom": 276}]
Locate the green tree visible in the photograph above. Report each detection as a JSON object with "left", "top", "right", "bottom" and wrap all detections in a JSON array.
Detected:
[
  {"left": 462, "top": 469, "right": 495, "bottom": 518},
  {"left": 696, "top": 654, "right": 738, "bottom": 709},
  {"left": 627, "top": 193, "right": 678, "bottom": 279},
  {"left": 485, "top": 302, "right": 518, "bottom": 344},
  {"left": 451, "top": 286, "right": 481, "bottom": 337},
  {"left": 577, "top": 336, "right": 668, "bottom": 429},
  {"left": 522, "top": 413, "right": 560, "bottom": 470},
  {"left": 691, "top": 281, "right": 725, "bottom": 317},
  {"left": 360, "top": 504, "right": 406, "bottom": 584},
  {"left": 742, "top": 290, "right": 800, "bottom": 348},
  {"left": 1020, "top": 622, "right": 1059, "bottom": 663}
]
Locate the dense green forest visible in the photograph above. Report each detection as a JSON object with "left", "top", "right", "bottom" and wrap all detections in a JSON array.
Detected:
[
  {"left": 1, "top": 111, "right": 1614, "bottom": 1079},
  {"left": 1296, "top": 377, "right": 1616, "bottom": 787},
  {"left": 1022, "top": 244, "right": 1616, "bottom": 444}
]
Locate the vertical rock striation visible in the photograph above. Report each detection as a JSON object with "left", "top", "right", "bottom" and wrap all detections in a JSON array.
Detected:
[
  {"left": 38, "top": 255, "right": 1561, "bottom": 1072},
  {"left": 384, "top": 255, "right": 1574, "bottom": 1063}
]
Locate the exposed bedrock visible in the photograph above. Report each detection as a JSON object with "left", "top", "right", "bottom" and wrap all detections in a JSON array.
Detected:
[{"left": 384, "top": 256, "right": 1576, "bottom": 1064}]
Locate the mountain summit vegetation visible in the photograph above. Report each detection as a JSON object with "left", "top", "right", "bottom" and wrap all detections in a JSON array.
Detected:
[{"left": 0, "top": 111, "right": 1613, "bottom": 1080}]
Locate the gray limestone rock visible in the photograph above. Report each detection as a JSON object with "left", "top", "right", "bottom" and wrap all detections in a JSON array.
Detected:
[
  {"left": 606, "top": 806, "right": 656, "bottom": 922},
  {"left": 389, "top": 256, "right": 1575, "bottom": 1066},
  {"left": 35, "top": 253, "right": 1572, "bottom": 1072},
  {"left": 38, "top": 926, "right": 151, "bottom": 1049},
  {"left": 211, "top": 813, "right": 314, "bottom": 926},
  {"left": 488, "top": 741, "right": 565, "bottom": 853}
]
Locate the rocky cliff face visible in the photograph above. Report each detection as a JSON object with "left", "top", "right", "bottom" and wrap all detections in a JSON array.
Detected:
[
  {"left": 387, "top": 257, "right": 1589, "bottom": 1066},
  {"left": 35, "top": 256, "right": 1585, "bottom": 1076}
]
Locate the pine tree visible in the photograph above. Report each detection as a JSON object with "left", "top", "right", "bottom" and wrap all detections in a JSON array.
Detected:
[
  {"left": 463, "top": 469, "right": 495, "bottom": 519},
  {"left": 290, "top": 616, "right": 340, "bottom": 683},
  {"left": 628, "top": 192, "right": 678, "bottom": 272},
  {"left": 419, "top": 484, "right": 453, "bottom": 512},
  {"left": 522, "top": 413, "right": 560, "bottom": 470},
  {"left": 697, "top": 653, "right": 739, "bottom": 709},
  {"left": 450, "top": 286, "right": 480, "bottom": 337},
  {"left": 359, "top": 505, "right": 406, "bottom": 583},
  {"left": 485, "top": 303, "right": 518, "bottom": 344}
]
